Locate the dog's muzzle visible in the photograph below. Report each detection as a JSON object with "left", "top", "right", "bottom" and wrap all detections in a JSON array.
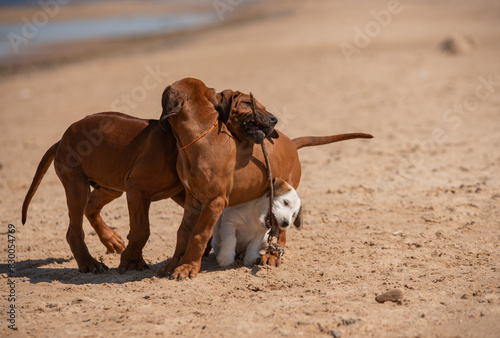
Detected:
[
  {"left": 241, "top": 113, "right": 278, "bottom": 144},
  {"left": 263, "top": 212, "right": 289, "bottom": 230}
]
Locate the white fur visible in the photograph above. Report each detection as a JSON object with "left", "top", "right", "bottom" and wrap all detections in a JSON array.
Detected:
[{"left": 211, "top": 184, "right": 301, "bottom": 267}]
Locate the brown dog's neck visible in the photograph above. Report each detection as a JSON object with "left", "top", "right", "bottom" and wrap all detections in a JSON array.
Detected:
[{"left": 169, "top": 108, "right": 220, "bottom": 151}]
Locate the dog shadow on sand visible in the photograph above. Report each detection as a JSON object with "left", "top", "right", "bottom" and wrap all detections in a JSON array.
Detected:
[{"left": 4, "top": 254, "right": 257, "bottom": 285}]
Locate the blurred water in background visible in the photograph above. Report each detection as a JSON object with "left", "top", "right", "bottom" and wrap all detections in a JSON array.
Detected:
[
  {"left": 0, "top": 0, "right": 233, "bottom": 61},
  {"left": 0, "top": 0, "right": 99, "bottom": 5},
  {"left": 0, "top": 13, "right": 218, "bottom": 59}
]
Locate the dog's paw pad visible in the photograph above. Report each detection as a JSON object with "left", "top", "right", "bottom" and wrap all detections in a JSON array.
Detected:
[
  {"left": 170, "top": 264, "right": 199, "bottom": 281},
  {"left": 118, "top": 257, "right": 149, "bottom": 273},
  {"left": 258, "top": 253, "right": 282, "bottom": 267}
]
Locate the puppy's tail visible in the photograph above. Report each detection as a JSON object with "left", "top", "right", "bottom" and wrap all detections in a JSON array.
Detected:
[
  {"left": 22, "top": 141, "right": 59, "bottom": 225},
  {"left": 292, "top": 133, "right": 373, "bottom": 150}
]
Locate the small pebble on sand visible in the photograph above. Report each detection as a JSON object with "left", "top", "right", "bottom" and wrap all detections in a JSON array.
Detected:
[{"left": 375, "top": 288, "right": 404, "bottom": 303}]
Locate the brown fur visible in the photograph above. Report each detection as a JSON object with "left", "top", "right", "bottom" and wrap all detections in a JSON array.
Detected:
[
  {"left": 22, "top": 112, "right": 184, "bottom": 273},
  {"left": 156, "top": 78, "right": 372, "bottom": 279},
  {"left": 22, "top": 79, "right": 372, "bottom": 275}
]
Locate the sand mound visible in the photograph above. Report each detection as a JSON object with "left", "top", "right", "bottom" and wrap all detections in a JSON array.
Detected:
[{"left": 440, "top": 33, "right": 477, "bottom": 54}]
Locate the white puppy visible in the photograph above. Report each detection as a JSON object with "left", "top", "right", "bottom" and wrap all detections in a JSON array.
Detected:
[{"left": 211, "top": 178, "right": 302, "bottom": 267}]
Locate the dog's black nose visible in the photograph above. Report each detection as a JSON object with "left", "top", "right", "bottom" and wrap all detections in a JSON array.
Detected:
[
  {"left": 268, "top": 114, "right": 278, "bottom": 126},
  {"left": 282, "top": 219, "right": 289, "bottom": 227}
]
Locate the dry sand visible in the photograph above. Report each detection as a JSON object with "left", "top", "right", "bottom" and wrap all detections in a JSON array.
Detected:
[{"left": 1, "top": 0, "right": 499, "bottom": 336}]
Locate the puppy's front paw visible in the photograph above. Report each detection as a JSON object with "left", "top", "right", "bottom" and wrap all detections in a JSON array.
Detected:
[
  {"left": 216, "top": 253, "right": 235, "bottom": 267},
  {"left": 258, "top": 253, "right": 282, "bottom": 267},
  {"left": 170, "top": 263, "right": 199, "bottom": 281},
  {"left": 243, "top": 254, "right": 260, "bottom": 267},
  {"left": 157, "top": 256, "right": 180, "bottom": 277}
]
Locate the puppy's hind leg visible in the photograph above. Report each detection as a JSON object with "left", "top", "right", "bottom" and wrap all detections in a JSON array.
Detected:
[
  {"left": 118, "top": 190, "right": 151, "bottom": 272},
  {"left": 59, "top": 170, "right": 108, "bottom": 273},
  {"left": 85, "top": 187, "right": 126, "bottom": 254}
]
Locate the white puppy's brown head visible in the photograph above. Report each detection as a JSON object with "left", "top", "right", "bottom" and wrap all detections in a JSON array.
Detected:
[{"left": 260, "top": 178, "right": 302, "bottom": 230}]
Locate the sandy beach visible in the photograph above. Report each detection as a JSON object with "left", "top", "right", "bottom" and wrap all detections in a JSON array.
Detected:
[{"left": 1, "top": 0, "right": 499, "bottom": 336}]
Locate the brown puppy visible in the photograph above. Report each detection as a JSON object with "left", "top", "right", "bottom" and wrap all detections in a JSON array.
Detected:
[
  {"left": 157, "top": 78, "right": 373, "bottom": 279},
  {"left": 22, "top": 112, "right": 185, "bottom": 273}
]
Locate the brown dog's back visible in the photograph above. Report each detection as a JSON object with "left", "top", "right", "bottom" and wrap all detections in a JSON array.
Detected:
[{"left": 21, "top": 112, "right": 182, "bottom": 225}]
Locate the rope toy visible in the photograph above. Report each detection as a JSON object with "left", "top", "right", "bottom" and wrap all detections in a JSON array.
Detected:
[{"left": 249, "top": 93, "right": 285, "bottom": 260}]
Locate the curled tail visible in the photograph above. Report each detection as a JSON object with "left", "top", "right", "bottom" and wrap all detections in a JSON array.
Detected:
[
  {"left": 292, "top": 133, "right": 373, "bottom": 150},
  {"left": 22, "top": 141, "right": 59, "bottom": 225}
]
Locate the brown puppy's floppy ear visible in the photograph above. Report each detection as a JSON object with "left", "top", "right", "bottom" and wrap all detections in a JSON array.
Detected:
[
  {"left": 159, "top": 85, "right": 184, "bottom": 129},
  {"left": 207, "top": 87, "right": 218, "bottom": 108},
  {"left": 215, "top": 89, "right": 236, "bottom": 124},
  {"left": 272, "top": 177, "right": 291, "bottom": 196},
  {"left": 293, "top": 205, "right": 303, "bottom": 230}
]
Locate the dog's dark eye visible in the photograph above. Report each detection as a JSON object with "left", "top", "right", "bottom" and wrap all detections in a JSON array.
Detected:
[
  {"left": 284, "top": 200, "right": 289, "bottom": 206},
  {"left": 244, "top": 101, "right": 252, "bottom": 107}
]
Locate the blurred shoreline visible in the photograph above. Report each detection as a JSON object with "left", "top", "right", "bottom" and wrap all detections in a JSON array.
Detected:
[{"left": 0, "top": 0, "right": 283, "bottom": 76}]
